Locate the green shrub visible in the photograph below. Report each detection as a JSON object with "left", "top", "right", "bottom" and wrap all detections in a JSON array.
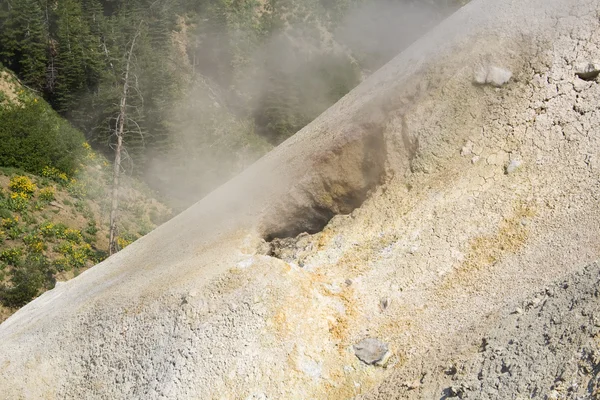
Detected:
[
  {"left": 53, "top": 241, "right": 92, "bottom": 270},
  {"left": 23, "top": 233, "right": 45, "bottom": 253},
  {"left": 39, "top": 221, "right": 67, "bottom": 239},
  {"left": 41, "top": 166, "right": 69, "bottom": 185},
  {"left": 63, "top": 228, "right": 82, "bottom": 244},
  {"left": 0, "top": 254, "right": 52, "bottom": 307},
  {"left": 0, "top": 247, "right": 22, "bottom": 265},
  {"left": 85, "top": 220, "right": 98, "bottom": 236},
  {"left": 4, "top": 192, "right": 29, "bottom": 211},
  {"left": 74, "top": 200, "right": 86, "bottom": 212},
  {"left": 1, "top": 215, "right": 19, "bottom": 229},
  {"left": 7, "top": 225, "right": 24, "bottom": 240},
  {"left": 0, "top": 100, "right": 85, "bottom": 176},
  {"left": 0, "top": 208, "right": 12, "bottom": 219},
  {"left": 39, "top": 187, "right": 55, "bottom": 202}
]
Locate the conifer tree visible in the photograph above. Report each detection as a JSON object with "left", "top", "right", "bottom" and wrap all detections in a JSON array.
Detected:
[
  {"left": 52, "top": 0, "right": 103, "bottom": 115},
  {"left": 0, "top": 0, "right": 48, "bottom": 90}
]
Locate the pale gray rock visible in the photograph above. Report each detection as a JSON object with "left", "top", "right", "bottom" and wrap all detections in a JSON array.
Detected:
[
  {"left": 505, "top": 159, "right": 522, "bottom": 174},
  {"left": 353, "top": 338, "right": 390, "bottom": 366},
  {"left": 575, "top": 62, "right": 600, "bottom": 81},
  {"left": 474, "top": 65, "right": 513, "bottom": 87}
]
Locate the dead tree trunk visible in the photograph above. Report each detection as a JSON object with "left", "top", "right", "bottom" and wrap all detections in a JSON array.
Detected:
[{"left": 109, "top": 27, "right": 142, "bottom": 255}]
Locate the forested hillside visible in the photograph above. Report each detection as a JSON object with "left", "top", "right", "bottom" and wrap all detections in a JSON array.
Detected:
[
  {"left": 0, "top": 69, "right": 171, "bottom": 321},
  {"left": 0, "top": 0, "right": 456, "bottom": 208}
]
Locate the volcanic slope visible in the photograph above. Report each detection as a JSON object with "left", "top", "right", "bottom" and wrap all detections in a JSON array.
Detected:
[{"left": 1, "top": 0, "right": 600, "bottom": 398}]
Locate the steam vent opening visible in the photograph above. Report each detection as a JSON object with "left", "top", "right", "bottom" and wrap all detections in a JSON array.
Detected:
[{"left": 261, "top": 126, "right": 387, "bottom": 250}]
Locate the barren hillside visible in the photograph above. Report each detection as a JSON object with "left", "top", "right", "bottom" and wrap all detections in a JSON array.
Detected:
[{"left": 1, "top": 0, "right": 599, "bottom": 398}]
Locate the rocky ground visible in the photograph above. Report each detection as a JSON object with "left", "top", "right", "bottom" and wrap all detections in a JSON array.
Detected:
[{"left": 363, "top": 261, "right": 600, "bottom": 399}]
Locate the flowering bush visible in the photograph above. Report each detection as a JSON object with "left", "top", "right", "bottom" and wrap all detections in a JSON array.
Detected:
[
  {"left": 1, "top": 216, "right": 19, "bottom": 229},
  {"left": 117, "top": 236, "right": 133, "bottom": 249},
  {"left": 41, "top": 166, "right": 69, "bottom": 184},
  {"left": 39, "top": 222, "right": 55, "bottom": 237},
  {"left": 63, "top": 228, "right": 82, "bottom": 244},
  {"left": 7, "top": 192, "right": 29, "bottom": 211},
  {"left": 39, "top": 222, "right": 67, "bottom": 239},
  {"left": 39, "top": 187, "right": 55, "bottom": 202},
  {"left": 9, "top": 176, "right": 36, "bottom": 197},
  {"left": 0, "top": 247, "right": 22, "bottom": 265},
  {"left": 23, "top": 233, "right": 45, "bottom": 253},
  {"left": 55, "top": 241, "right": 74, "bottom": 255},
  {"left": 54, "top": 241, "right": 92, "bottom": 270}
]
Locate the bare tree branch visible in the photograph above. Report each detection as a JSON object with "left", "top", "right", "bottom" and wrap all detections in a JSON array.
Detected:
[{"left": 109, "top": 20, "right": 144, "bottom": 255}]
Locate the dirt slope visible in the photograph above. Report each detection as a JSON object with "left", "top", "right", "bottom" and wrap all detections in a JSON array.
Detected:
[{"left": 1, "top": 0, "right": 600, "bottom": 398}]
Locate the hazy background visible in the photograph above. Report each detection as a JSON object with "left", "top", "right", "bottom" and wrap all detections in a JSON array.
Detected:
[
  {"left": 143, "top": 0, "right": 458, "bottom": 209},
  {"left": 0, "top": 0, "right": 461, "bottom": 211}
]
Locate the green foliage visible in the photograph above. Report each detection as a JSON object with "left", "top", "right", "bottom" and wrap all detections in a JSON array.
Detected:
[
  {"left": 85, "top": 220, "right": 98, "bottom": 236},
  {"left": 39, "top": 222, "right": 67, "bottom": 239},
  {"left": 0, "top": 100, "right": 86, "bottom": 176},
  {"left": 0, "top": 247, "right": 22, "bottom": 265},
  {"left": 0, "top": 0, "right": 48, "bottom": 89},
  {"left": 41, "top": 166, "right": 69, "bottom": 185},
  {"left": 23, "top": 233, "right": 45, "bottom": 253},
  {"left": 67, "top": 179, "right": 87, "bottom": 198},
  {"left": 4, "top": 193, "right": 29, "bottom": 212},
  {"left": 7, "top": 225, "right": 24, "bottom": 240},
  {"left": 54, "top": 241, "right": 92, "bottom": 270},
  {"left": 39, "top": 187, "right": 56, "bottom": 202},
  {"left": 1, "top": 215, "right": 18, "bottom": 229},
  {"left": 0, "top": 253, "right": 52, "bottom": 307},
  {"left": 52, "top": 0, "right": 103, "bottom": 114},
  {"left": 9, "top": 175, "right": 37, "bottom": 196},
  {"left": 0, "top": 208, "right": 12, "bottom": 219}
]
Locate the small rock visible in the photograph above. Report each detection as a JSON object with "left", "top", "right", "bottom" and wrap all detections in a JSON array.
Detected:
[
  {"left": 408, "top": 244, "right": 419, "bottom": 254},
  {"left": 513, "top": 307, "right": 523, "bottom": 314},
  {"left": 474, "top": 65, "right": 512, "bottom": 87},
  {"left": 345, "top": 279, "right": 352, "bottom": 287},
  {"left": 401, "top": 380, "right": 421, "bottom": 390},
  {"left": 471, "top": 155, "right": 480, "bottom": 164},
  {"left": 505, "top": 159, "right": 522, "bottom": 174},
  {"left": 547, "top": 389, "right": 560, "bottom": 400},
  {"left": 461, "top": 141, "right": 474, "bottom": 156},
  {"left": 448, "top": 385, "right": 465, "bottom": 397},
  {"left": 486, "top": 66, "right": 513, "bottom": 87},
  {"left": 49, "top": 201, "right": 64, "bottom": 209},
  {"left": 474, "top": 67, "right": 488, "bottom": 85},
  {"left": 445, "top": 364, "right": 458, "bottom": 375},
  {"left": 353, "top": 338, "right": 391, "bottom": 366},
  {"left": 575, "top": 62, "right": 600, "bottom": 81},
  {"left": 245, "top": 393, "right": 267, "bottom": 400},
  {"left": 379, "top": 297, "right": 391, "bottom": 311}
]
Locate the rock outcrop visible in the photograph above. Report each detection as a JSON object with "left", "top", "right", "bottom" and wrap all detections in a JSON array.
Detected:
[{"left": 1, "top": 0, "right": 600, "bottom": 398}]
